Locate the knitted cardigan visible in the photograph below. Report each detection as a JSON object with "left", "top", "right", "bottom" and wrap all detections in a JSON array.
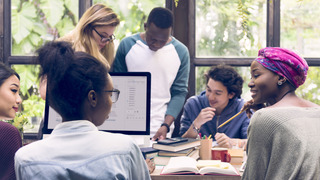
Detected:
[{"left": 242, "top": 107, "right": 320, "bottom": 180}]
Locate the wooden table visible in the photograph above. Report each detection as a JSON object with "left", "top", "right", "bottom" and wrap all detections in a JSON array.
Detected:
[{"left": 151, "top": 165, "right": 242, "bottom": 180}]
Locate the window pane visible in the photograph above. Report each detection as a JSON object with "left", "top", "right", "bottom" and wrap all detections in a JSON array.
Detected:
[
  {"left": 281, "top": 0, "right": 320, "bottom": 57},
  {"left": 11, "top": 65, "right": 45, "bottom": 134},
  {"left": 196, "top": 0, "right": 266, "bottom": 57},
  {"left": 94, "top": 0, "right": 165, "bottom": 42},
  {"left": 11, "top": 0, "right": 79, "bottom": 55},
  {"left": 296, "top": 67, "right": 320, "bottom": 104}
]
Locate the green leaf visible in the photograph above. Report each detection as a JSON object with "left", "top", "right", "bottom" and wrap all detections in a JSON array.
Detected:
[
  {"left": 13, "top": 65, "right": 38, "bottom": 97},
  {"left": 28, "top": 32, "right": 42, "bottom": 48},
  {"left": 56, "top": 17, "right": 76, "bottom": 37},
  {"left": 41, "top": 0, "right": 64, "bottom": 27},
  {"left": 64, "top": 0, "right": 79, "bottom": 20},
  {"left": 21, "top": 39, "right": 35, "bottom": 55},
  {"left": 12, "top": 38, "right": 34, "bottom": 55},
  {"left": 32, "top": 22, "right": 47, "bottom": 37},
  {"left": 11, "top": 2, "right": 36, "bottom": 44}
]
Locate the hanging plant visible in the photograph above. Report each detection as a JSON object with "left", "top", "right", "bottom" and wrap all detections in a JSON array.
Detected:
[
  {"left": 237, "top": 0, "right": 249, "bottom": 37},
  {"left": 174, "top": 0, "right": 179, "bottom": 7}
]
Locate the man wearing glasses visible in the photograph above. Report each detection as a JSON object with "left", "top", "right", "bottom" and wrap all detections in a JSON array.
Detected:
[{"left": 113, "top": 7, "right": 190, "bottom": 141}]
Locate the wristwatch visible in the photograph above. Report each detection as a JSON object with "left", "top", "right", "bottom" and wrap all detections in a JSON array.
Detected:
[
  {"left": 161, "top": 123, "right": 170, "bottom": 133},
  {"left": 192, "top": 121, "right": 200, "bottom": 134}
]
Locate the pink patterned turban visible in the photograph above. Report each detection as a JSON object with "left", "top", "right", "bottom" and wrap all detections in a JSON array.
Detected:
[{"left": 255, "top": 47, "right": 308, "bottom": 88}]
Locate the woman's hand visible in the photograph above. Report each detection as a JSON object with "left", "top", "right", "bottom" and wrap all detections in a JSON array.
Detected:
[{"left": 146, "top": 158, "right": 155, "bottom": 174}]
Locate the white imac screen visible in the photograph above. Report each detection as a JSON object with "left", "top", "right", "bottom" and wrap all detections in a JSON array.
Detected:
[
  {"left": 47, "top": 75, "right": 147, "bottom": 132},
  {"left": 98, "top": 75, "right": 147, "bottom": 131}
]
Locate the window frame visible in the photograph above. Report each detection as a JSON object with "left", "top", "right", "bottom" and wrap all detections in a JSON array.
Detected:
[
  {"left": 0, "top": 0, "right": 92, "bottom": 65},
  {"left": 1, "top": 0, "right": 320, "bottom": 94},
  {"left": 172, "top": 0, "right": 320, "bottom": 97},
  {"left": 1, "top": 0, "right": 320, "bottom": 138}
]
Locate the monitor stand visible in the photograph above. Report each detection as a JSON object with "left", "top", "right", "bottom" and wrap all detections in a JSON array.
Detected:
[{"left": 130, "top": 135, "right": 151, "bottom": 147}]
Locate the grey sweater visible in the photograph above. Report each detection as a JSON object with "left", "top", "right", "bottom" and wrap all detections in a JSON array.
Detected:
[{"left": 242, "top": 107, "right": 320, "bottom": 180}]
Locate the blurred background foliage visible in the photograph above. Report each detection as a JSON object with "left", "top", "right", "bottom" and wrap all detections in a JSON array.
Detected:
[
  {"left": 11, "top": 0, "right": 79, "bottom": 132},
  {"left": 8, "top": 0, "right": 320, "bottom": 132},
  {"left": 11, "top": 0, "right": 78, "bottom": 55},
  {"left": 93, "top": 0, "right": 164, "bottom": 41},
  {"left": 196, "top": 0, "right": 265, "bottom": 57},
  {"left": 194, "top": 0, "right": 320, "bottom": 104}
]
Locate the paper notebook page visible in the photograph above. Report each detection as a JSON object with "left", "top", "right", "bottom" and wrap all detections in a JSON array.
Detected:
[
  {"left": 212, "top": 141, "right": 218, "bottom": 147},
  {"left": 197, "top": 160, "right": 222, "bottom": 168},
  {"left": 162, "top": 156, "right": 198, "bottom": 174},
  {"left": 198, "top": 162, "right": 239, "bottom": 175}
]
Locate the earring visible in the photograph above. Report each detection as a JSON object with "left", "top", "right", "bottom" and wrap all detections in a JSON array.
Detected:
[{"left": 278, "top": 81, "right": 283, "bottom": 85}]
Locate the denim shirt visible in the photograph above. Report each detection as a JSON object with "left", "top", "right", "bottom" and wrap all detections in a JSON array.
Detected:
[{"left": 15, "top": 120, "right": 151, "bottom": 180}]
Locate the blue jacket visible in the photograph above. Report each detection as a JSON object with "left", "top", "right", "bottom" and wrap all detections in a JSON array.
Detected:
[{"left": 179, "top": 91, "right": 250, "bottom": 140}]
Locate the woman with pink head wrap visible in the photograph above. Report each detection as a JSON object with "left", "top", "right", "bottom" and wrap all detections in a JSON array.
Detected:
[
  {"left": 254, "top": 47, "right": 308, "bottom": 89},
  {"left": 242, "top": 47, "right": 320, "bottom": 179}
]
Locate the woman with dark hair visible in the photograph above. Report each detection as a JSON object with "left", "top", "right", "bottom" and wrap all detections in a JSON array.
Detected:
[
  {"left": 0, "top": 62, "right": 22, "bottom": 180},
  {"left": 242, "top": 47, "right": 320, "bottom": 179},
  {"left": 14, "top": 41, "right": 150, "bottom": 179},
  {"left": 180, "top": 64, "right": 250, "bottom": 148}
]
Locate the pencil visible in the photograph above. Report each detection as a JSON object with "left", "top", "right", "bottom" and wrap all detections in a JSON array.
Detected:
[{"left": 217, "top": 107, "right": 247, "bottom": 129}]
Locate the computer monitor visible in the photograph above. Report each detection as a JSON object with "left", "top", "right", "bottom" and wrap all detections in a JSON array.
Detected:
[{"left": 42, "top": 72, "right": 151, "bottom": 147}]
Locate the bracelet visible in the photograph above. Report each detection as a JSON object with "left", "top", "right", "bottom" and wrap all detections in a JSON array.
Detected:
[
  {"left": 161, "top": 123, "right": 170, "bottom": 133},
  {"left": 192, "top": 121, "right": 200, "bottom": 134}
]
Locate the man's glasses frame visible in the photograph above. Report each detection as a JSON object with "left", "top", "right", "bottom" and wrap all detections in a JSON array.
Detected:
[
  {"left": 104, "top": 88, "right": 120, "bottom": 103},
  {"left": 93, "top": 27, "right": 115, "bottom": 43}
]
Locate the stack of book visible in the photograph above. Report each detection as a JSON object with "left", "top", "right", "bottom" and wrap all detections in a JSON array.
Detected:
[
  {"left": 140, "top": 147, "right": 159, "bottom": 160},
  {"left": 151, "top": 138, "right": 201, "bottom": 166}
]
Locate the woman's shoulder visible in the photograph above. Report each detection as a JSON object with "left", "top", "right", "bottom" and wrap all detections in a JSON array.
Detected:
[
  {"left": 0, "top": 121, "right": 20, "bottom": 134},
  {"left": 56, "top": 32, "right": 74, "bottom": 43},
  {"left": 252, "top": 106, "right": 320, "bottom": 126},
  {"left": 99, "top": 131, "right": 137, "bottom": 145},
  {"left": 257, "top": 106, "right": 320, "bottom": 114},
  {"left": 272, "top": 94, "right": 319, "bottom": 108}
]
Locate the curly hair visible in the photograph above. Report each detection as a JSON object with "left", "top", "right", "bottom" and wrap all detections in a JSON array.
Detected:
[
  {"left": 146, "top": 7, "right": 173, "bottom": 29},
  {"left": 205, "top": 64, "right": 244, "bottom": 99}
]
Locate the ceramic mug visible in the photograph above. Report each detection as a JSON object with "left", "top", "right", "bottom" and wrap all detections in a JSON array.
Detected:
[{"left": 211, "top": 147, "right": 231, "bottom": 162}]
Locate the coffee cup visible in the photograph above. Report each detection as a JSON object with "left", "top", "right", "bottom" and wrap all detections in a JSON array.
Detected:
[{"left": 211, "top": 147, "right": 231, "bottom": 162}]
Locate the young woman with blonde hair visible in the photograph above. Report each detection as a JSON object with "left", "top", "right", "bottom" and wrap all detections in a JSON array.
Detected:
[{"left": 59, "top": 3, "right": 120, "bottom": 69}]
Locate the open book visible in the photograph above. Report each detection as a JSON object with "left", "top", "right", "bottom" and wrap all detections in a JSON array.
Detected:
[{"left": 160, "top": 156, "right": 240, "bottom": 176}]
